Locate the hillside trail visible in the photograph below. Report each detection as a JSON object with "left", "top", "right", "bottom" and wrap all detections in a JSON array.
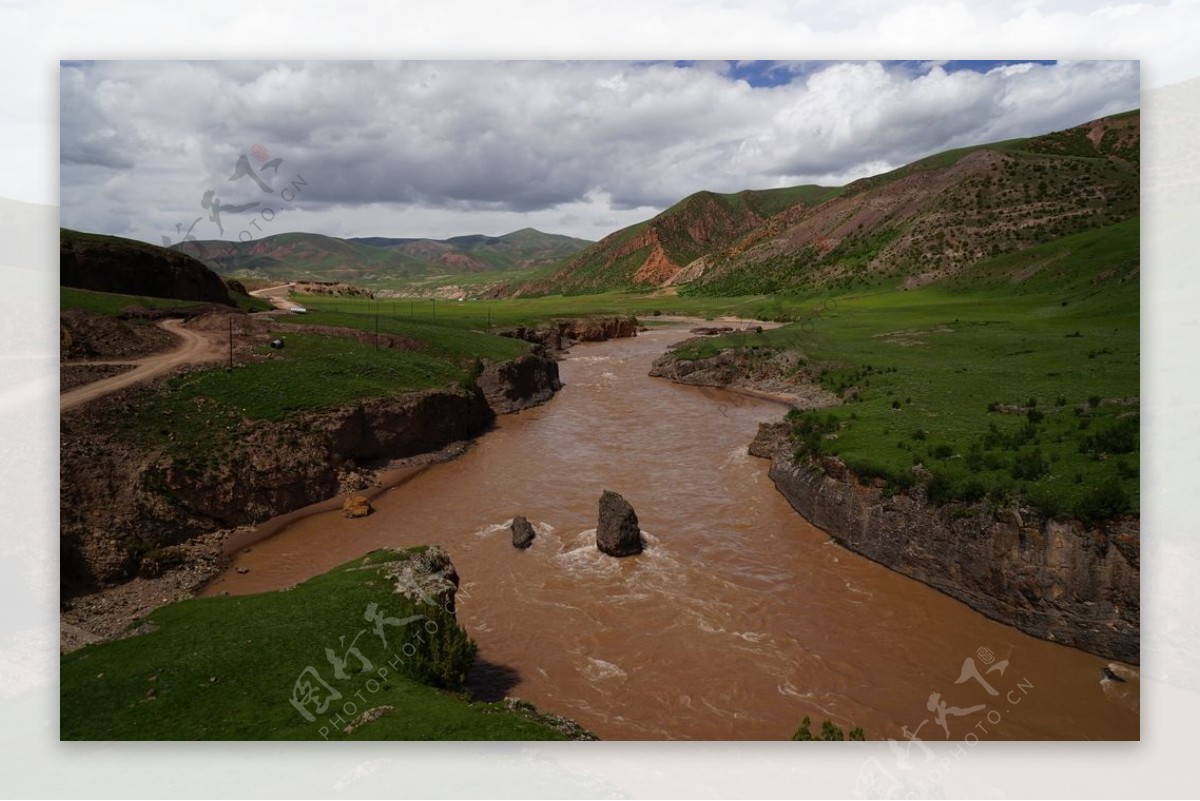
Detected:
[
  {"left": 249, "top": 282, "right": 304, "bottom": 311},
  {"left": 60, "top": 319, "right": 226, "bottom": 412}
]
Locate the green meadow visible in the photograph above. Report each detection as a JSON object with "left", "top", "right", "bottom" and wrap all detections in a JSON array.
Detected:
[
  {"left": 674, "top": 220, "right": 1140, "bottom": 521},
  {"left": 63, "top": 216, "right": 1138, "bottom": 523},
  {"left": 60, "top": 548, "right": 575, "bottom": 740}
]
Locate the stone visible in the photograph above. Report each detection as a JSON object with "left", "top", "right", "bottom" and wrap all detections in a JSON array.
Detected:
[
  {"left": 342, "top": 494, "right": 372, "bottom": 518},
  {"left": 385, "top": 545, "right": 460, "bottom": 614},
  {"left": 511, "top": 515, "right": 536, "bottom": 549},
  {"left": 596, "top": 490, "right": 643, "bottom": 557}
]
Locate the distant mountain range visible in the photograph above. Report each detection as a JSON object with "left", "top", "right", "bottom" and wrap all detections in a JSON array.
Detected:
[
  {"left": 172, "top": 228, "right": 593, "bottom": 284},
  {"left": 515, "top": 109, "right": 1139, "bottom": 297},
  {"left": 167, "top": 110, "right": 1138, "bottom": 298}
]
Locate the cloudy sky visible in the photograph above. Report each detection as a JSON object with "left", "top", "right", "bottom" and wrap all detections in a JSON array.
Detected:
[{"left": 60, "top": 59, "right": 1139, "bottom": 245}]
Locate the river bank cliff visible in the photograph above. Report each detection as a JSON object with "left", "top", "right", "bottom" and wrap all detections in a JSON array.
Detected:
[
  {"left": 649, "top": 338, "right": 1140, "bottom": 665},
  {"left": 60, "top": 316, "right": 638, "bottom": 649}
]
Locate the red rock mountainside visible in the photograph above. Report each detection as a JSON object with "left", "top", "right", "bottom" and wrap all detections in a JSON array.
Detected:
[
  {"left": 519, "top": 110, "right": 1139, "bottom": 297},
  {"left": 519, "top": 186, "right": 844, "bottom": 295}
]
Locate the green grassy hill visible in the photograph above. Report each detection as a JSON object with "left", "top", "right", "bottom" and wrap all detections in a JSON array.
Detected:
[
  {"left": 683, "top": 110, "right": 1139, "bottom": 296},
  {"left": 61, "top": 229, "right": 236, "bottom": 307},
  {"left": 674, "top": 217, "right": 1139, "bottom": 522},
  {"left": 61, "top": 547, "right": 584, "bottom": 740}
]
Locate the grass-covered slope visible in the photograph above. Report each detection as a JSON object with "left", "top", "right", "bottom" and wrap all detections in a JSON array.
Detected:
[
  {"left": 675, "top": 218, "right": 1139, "bottom": 522},
  {"left": 683, "top": 111, "right": 1139, "bottom": 296},
  {"left": 61, "top": 229, "right": 235, "bottom": 307},
  {"left": 60, "top": 548, "right": 579, "bottom": 740},
  {"left": 61, "top": 285, "right": 270, "bottom": 316}
]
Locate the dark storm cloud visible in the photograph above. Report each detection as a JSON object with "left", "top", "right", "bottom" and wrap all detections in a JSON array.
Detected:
[{"left": 58, "top": 60, "right": 1139, "bottom": 242}]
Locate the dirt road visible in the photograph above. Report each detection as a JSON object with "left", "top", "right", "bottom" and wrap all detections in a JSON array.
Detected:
[
  {"left": 250, "top": 282, "right": 305, "bottom": 312},
  {"left": 60, "top": 319, "right": 226, "bottom": 412}
]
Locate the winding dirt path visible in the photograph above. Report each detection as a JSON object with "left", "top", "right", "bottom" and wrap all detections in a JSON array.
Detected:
[
  {"left": 60, "top": 319, "right": 226, "bottom": 412},
  {"left": 250, "top": 282, "right": 304, "bottom": 312}
]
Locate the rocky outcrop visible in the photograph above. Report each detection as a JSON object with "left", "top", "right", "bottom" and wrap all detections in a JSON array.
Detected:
[
  {"left": 596, "top": 490, "right": 643, "bottom": 557},
  {"left": 650, "top": 345, "right": 840, "bottom": 409},
  {"left": 323, "top": 388, "right": 494, "bottom": 462},
  {"left": 751, "top": 423, "right": 1140, "bottom": 663},
  {"left": 342, "top": 494, "right": 372, "bottom": 518},
  {"left": 61, "top": 228, "right": 234, "bottom": 306},
  {"left": 510, "top": 516, "right": 536, "bottom": 549},
  {"left": 290, "top": 281, "right": 374, "bottom": 298},
  {"left": 556, "top": 316, "right": 639, "bottom": 343},
  {"left": 476, "top": 351, "right": 562, "bottom": 413},
  {"left": 497, "top": 316, "right": 638, "bottom": 352},
  {"left": 60, "top": 386, "right": 495, "bottom": 596},
  {"left": 385, "top": 545, "right": 461, "bottom": 613}
]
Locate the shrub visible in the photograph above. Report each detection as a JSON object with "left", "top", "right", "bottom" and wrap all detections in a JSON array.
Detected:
[
  {"left": 789, "top": 412, "right": 840, "bottom": 457},
  {"left": 821, "top": 720, "right": 846, "bottom": 741},
  {"left": 1025, "top": 486, "right": 1065, "bottom": 520},
  {"left": 1011, "top": 448, "right": 1048, "bottom": 481},
  {"left": 926, "top": 471, "right": 957, "bottom": 504},
  {"left": 959, "top": 480, "right": 987, "bottom": 503},
  {"left": 1116, "top": 460, "right": 1138, "bottom": 480},
  {"left": 1074, "top": 476, "right": 1132, "bottom": 524},
  {"left": 1080, "top": 417, "right": 1138, "bottom": 455},
  {"left": 791, "top": 716, "right": 814, "bottom": 741}
]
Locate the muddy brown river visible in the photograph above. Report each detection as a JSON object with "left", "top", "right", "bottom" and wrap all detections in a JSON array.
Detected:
[{"left": 204, "top": 324, "right": 1138, "bottom": 741}]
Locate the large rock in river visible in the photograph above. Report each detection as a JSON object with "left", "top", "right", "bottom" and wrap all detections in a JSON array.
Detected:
[
  {"left": 511, "top": 515, "right": 536, "bottom": 549},
  {"left": 596, "top": 490, "right": 643, "bottom": 557}
]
